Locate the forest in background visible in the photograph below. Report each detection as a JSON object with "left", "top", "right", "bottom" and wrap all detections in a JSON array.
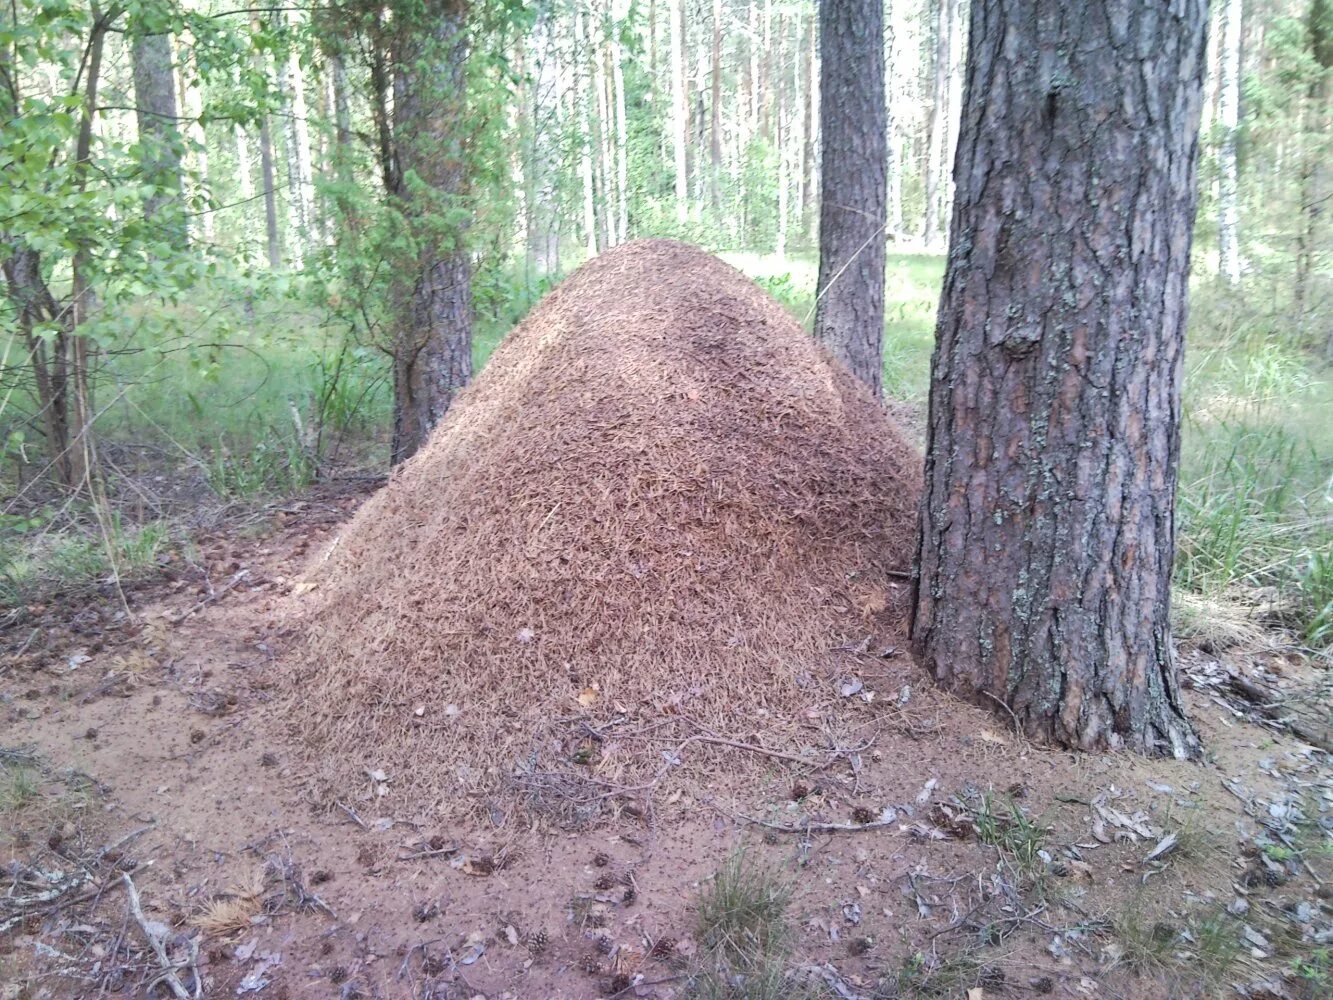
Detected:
[{"left": 1, "top": 0, "right": 1330, "bottom": 652}]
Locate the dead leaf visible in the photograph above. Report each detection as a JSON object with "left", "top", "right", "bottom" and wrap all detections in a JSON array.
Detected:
[
  {"left": 577, "top": 686, "right": 599, "bottom": 708},
  {"left": 1142, "top": 831, "right": 1179, "bottom": 864}
]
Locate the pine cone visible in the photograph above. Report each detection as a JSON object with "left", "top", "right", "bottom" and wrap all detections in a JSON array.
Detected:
[
  {"left": 851, "top": 806, "right": 875, "bottom": 825},
  {"left": 595, "top": 874, "right": 617, "bottom": 891},
  {"left": 592, "top": 852, "right": 611, "bottom": 868},
  {"left": 621, "top": 886, "right": 636, "bottom": 905},
  {"left": 595, "top": 935, "right": 614, "bottom": 955},
  {"left": 650, "top": 937, "right": 676, "bottom": 958},
  {"left": 608, "top": 973, "right": 632, "bottom": 994},
  {"left": 576, "top": 955, "right": 602, "bottom": 975},
  {"left": 526, "top": 929, "right": 549, "bottom": 955}
]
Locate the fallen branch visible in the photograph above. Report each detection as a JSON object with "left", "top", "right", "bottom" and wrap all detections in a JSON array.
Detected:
[
  {"left": 707, "top": 799, "right": 899, "bottom": 835},
  {"left": 122, "top": 873, "right": 198, "bottom": 1000},
  {"left": 169, "top": 569, "right": 249, "bottom": 625}
]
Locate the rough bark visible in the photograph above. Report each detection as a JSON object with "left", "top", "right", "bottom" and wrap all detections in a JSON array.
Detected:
[
  {"left": 388, "top": 0, "right": 473, "bottom": 465},
  {"left": 1218, "top": 0, "right": 1243, "bottom": 283},
  {"left": 130, "top": 20, "right": 185, "bottom": 245},
  {"left": 813, "top": 0, "right": 887, "bottom": 395},
  {"left": 911, "top": 0, "right": 1206, "bottom": 758}
]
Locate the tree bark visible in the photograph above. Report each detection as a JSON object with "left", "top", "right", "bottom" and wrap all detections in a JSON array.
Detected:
[
  {"left": 130, "top": 17, "right": 186, "bottom": 246},
  {"left": 911, "top": 0, "right": 1206, "bottom": 758},
  {"left": 388, "top": 0, "right": 474, "bottom": 465},
  {"left": 813, "top": 0, "right": 887, "bottom": 395},
  {"left": 1218, "top": 0, "right": 1243, "bottom": 283}
]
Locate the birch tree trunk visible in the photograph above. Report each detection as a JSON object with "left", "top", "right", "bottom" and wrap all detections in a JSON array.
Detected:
[
  {"left": 709, "top": 0, "right": 722, "bottom": 208},
  {"left": 912, "top": 0, "right": 1207, "bottom": 757},
  {"left": 814, "top": 0, "right": 887, "bottom": 394},
  {"left": 1218, "top": 0, "right": 1243, "bottom": 283}
]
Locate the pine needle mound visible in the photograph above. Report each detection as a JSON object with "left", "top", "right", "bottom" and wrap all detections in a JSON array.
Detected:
[{"left": 287, "top": 239, "right": 921, "bottom": 818}]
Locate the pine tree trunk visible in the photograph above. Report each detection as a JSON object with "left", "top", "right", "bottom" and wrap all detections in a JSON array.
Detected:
[
  {"left": 669, "top": 0, "right": 689, "bottom": 223},
  {"left": 814, "top": 0, "right": 887, "bottom": 395},
  {"left": 130, "top": 20, "right": 186, "bottom": 247},
  {"left": 1218, "top": 0, "right": 1243, "bottom": 283},
  {"left": 912, "top": 0, "right": 1207, "bottom": 758},
  {"left": 389, "top": 0, "right": 474, "bottom": 465}
]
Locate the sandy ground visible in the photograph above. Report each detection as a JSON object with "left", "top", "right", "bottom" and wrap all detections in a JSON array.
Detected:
[{"left": 2, "top": 482, "right": 1329, "bottom": 999}]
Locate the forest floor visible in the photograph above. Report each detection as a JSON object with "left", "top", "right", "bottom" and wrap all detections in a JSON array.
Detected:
[{"left": 1, "top": 478, "right": 1329, "bottom": 1000}]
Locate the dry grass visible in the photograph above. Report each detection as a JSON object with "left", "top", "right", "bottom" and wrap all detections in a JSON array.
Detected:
[
  {"left": 191, "top": 870, "right": 265, "bottom": 937},
  {"left": 284, "top": 239, "right": 921, "bottom": 815}
]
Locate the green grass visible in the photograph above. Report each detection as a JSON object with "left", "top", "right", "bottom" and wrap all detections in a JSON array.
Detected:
[
  {"left": 683, "top": 850, "right": 833, "bottom": 1000},
  {"left": 695, "top": 850, "right": 794, "bottom": 969},
  {"left": 1, "top": 763, "right": 39, "bottom": 812},
  {"left": 0, "top": 514, "right": 169, "bottom": 606},
  {"left": 973, "top": 794, "right": 1049, "bottom": 883}
]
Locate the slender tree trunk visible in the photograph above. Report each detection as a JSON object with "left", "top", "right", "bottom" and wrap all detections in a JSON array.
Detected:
[
  {"left": 577, "top": 8, "right": 599, "bottom": 255},
  {"left": 912, "top": 0, "right": 1207, "bottom": 758},
  {"left": 709, "top": 0, "right": 722, "bottom": 208},
  {"left": 251, "top": 16, "right": 282, "bottom": 267},
  {"left": 176, "top": 31, "right": 212, "bottom": 243},
  {"left": 1298, "top": 0, "right": 1332, "bottom": 348},
  {"left": 885, "top": 9, "right": 902, "bottom": 236},
  {"left": 130, "top": 17, "right": 186, "bottom": 247},
  {"left": 1218, "top": 0, "right": 1243, "bottom": 283},
  {"left": 922, "top": 0, "right": 950, "bottom": 247},
  {"left": 807, "top": 15, "right": 820, "bottom": 243},
  {"left": 800, "top": 10, "right": 815, "bottom": 228},
  {"left": 813, "top": 0, "right": 886, "bottom": 394},
  {"left": 669, "top": 0, "right": 689, "bottom": 223},
  {"left": 611, "top": 3, "right": 629, "bottom": 243},
  {"left": 594, "top": 19, "right": 614, "bottom": 247},
  {"left": 388, "top": 0, "right": 474, "bottom": 465}
]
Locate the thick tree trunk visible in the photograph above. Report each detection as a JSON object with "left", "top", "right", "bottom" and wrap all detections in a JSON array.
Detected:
[
  {"left": 389, "top": 0, "right": 473, "bottom": 465},
  {"left": 669, "top": 0, "right": 689, "bottom": 223},
  {"left": 130, "top": 21, "right": 185, "bottom": 246},
  {"left": 813, "top": 0, "right": 887, "bottom": 395},
  {"left": 1218, "top": 0, "right": 1243, "bottom": 283},
  {"left": 912, "top": 0, "right": 1206, "bottom": 758}
]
